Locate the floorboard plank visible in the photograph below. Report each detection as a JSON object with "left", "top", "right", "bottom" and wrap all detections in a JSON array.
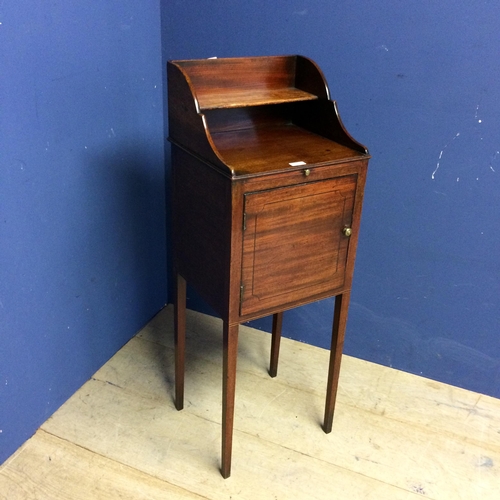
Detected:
[
  {"left": 3, "top": 306, "right": 499, "bottom": 499},
  {"left": 41, "top": 377, "right": 423, "bottom": 500},
  {"left": 0, "top": 430, "right": 206, "bottom": 500},
  {"left": 80, "top": 332, "right": 500, "bottom": 499}
]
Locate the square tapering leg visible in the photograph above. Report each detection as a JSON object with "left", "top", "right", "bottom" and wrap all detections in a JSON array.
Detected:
[
  {"left": 174, "top": 273, "right": 186, "bottom": 411},
  {"left": 269, "top": 312, "right": 283, "bottom": 377},
  {"left": 221, "top": 322, "right": 239, "bottom": 478},
  {"left": 323, "top": 291, "right": 350, "bottom": 433}
]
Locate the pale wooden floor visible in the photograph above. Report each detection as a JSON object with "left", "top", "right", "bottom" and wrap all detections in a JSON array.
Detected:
[{"left": 1, "top": 307, "right": 499, "bottom": 499}]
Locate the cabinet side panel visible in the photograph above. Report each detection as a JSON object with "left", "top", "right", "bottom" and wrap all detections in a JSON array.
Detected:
[{"left": 172, "top": 146, "right": 231, "bottom": 317}]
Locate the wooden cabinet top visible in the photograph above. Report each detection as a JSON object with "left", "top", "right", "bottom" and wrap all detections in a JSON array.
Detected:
[{"left": 168, "top": 55, "right": 369, "bottom": 178}]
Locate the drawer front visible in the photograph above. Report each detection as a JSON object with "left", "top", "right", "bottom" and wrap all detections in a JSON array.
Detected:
[{"left": 240, "top": 174, "right": 356, "bottom": 316}]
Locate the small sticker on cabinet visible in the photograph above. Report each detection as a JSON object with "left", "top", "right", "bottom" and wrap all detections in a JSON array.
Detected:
[{"left": 289, "top": 161, "right": 306, "bottom": 166}]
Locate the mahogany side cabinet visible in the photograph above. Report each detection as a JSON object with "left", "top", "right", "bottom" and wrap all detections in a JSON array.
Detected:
[{"left": 167, "top": 55, "right": 370, "bottom": 478}]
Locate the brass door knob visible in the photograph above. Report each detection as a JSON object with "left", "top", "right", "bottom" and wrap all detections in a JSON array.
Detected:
[
  {"left": 343, "top": 227, "right": 352, "bottom": 237},
  {"left": 303, "top": 168, "right": 311, "bottom": 177}
]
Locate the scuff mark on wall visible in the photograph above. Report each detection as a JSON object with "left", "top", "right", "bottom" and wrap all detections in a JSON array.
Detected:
[
  {"left": 474, "top": 104, "right": 481, "bottom": 123},
  {"left": 433, "top": 101, "right": 499, "bottom": 181},
  {"left": 489, "top": 151, "right": 498, "bottom": 172},
  {"left": 432, "top": 132, "right": 460, "bottom": 179}
]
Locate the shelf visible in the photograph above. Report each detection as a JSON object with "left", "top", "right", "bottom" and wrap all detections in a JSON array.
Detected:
[
  {"left": 196, "top": 87, "right": 318, "bottom": 110},
  {"left": 211, "top": 124, "right": 364, "bottom": 176}
]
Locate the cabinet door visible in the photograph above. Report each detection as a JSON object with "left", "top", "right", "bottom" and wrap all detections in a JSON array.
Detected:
[{"left": 240, "top": 175, "right": 356, "bottom": 316}]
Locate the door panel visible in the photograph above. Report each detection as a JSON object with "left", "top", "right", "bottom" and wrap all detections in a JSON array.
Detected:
[{"left": 240, "top": 175, "right": 356, "bottom": 316}]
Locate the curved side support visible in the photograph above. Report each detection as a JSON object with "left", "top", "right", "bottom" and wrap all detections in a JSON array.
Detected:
[
  {"left": 292, "top": 99, "right": 369, "bottom": 155},
  {"left": 295, "top": 55, "right": 330, "bottom": 100},
  {"left": 331, "top": 100, "right": 369, "bottom": 155},
  {"left": 167, "top": 62, "right": 231, "bottom": 174}
]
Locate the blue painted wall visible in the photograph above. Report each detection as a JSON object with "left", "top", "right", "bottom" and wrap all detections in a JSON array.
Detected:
[
  {"left": 163, "top": 1, "right": 500, "bottom": 397},
  {"left": 0, "top": 2, "right": 166, "bottom": 463}
]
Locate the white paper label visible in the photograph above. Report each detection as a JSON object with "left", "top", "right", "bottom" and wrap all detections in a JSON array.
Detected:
[{"left": 289, "top": 161, "right": 307, "bottom": 167}]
